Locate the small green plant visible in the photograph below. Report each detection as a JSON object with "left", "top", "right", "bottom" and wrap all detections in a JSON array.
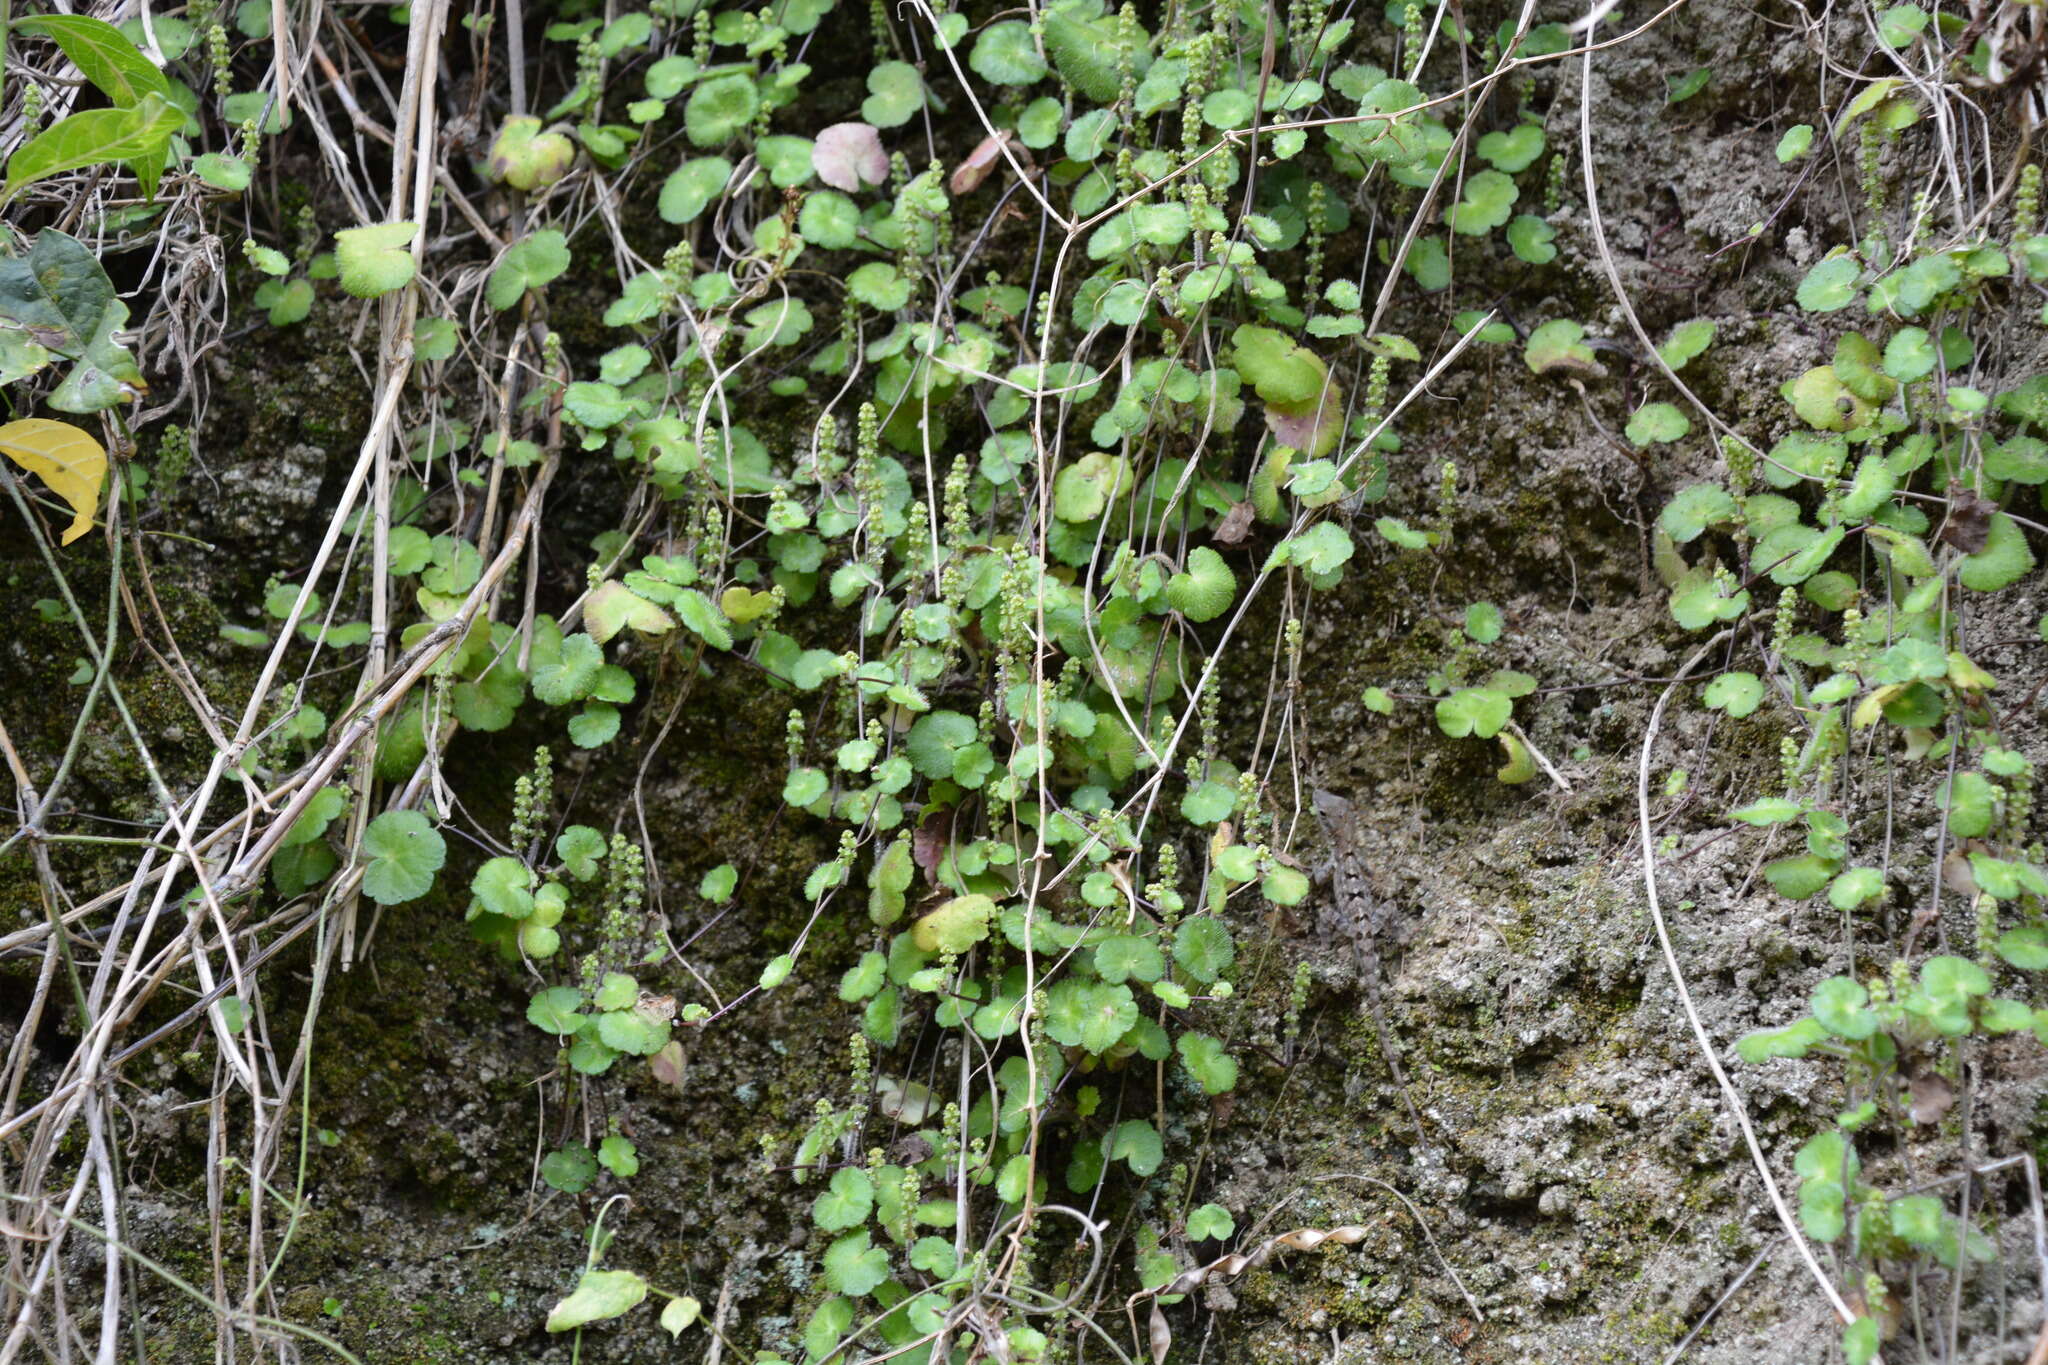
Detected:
[
  {"left": 4, "top": 16, "right": 182, "bottom": 199},
  {"left": 1640, "top": 62, "right": 2048, "bottom": 1358}
]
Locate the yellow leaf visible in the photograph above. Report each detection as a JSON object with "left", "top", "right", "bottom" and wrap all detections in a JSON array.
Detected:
[
  {"left": 584, "top": 580, "right": 674, "bottom": 644},
  {"left": 1946, "top": 651, "right": 1998, "bottom": 693},
  {"left": 911, "top": 893, "right": 995, "bottom": 954},
  {"left": 0, "top": 418, "right": 106, "bottom": 545},
  {"left": 1851, "top": 683, "right": 1903, "bottom": 729},
  {"left": 720, "top": 585, "right": 778, "bottom": 623}
]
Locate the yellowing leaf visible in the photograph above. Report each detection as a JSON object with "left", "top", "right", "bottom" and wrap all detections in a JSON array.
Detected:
[
  {"left": 912, "top": 893, "right": 996, "bottom": 954},
  {"left": 0, "top": 418, "right": 106, "bottom": 544},
  {"left": 720, "top": 584, "right": 779, "bottom": 623},
  {"left": 1851, "top": 683, "right": 1903, "bottom": 729},
  {"left": 584, "top": 579, "right": 674, "bottom": 644}
]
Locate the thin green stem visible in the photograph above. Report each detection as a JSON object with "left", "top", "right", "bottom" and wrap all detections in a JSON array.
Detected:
[{"left": 0, "top": 0, "right": 12, "bottom": 123}]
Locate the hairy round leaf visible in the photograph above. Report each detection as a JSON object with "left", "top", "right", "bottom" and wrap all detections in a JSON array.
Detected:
[{"left": 359, "top": 810, "right": 446, "bottom": 905}]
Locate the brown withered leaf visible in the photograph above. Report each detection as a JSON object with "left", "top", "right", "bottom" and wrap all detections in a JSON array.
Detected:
[
  {"left": 649, "top": 1040, "right": 687, "bottom": 1091},
  {"left": 887, "top": 1133, "right": 934, "bottom": 1166},
  {"left": 950, "top": 129, "right": 1020, "bottom": 195},
  {"left": 1264, "top": 386, "right": 1343, "bottom": 460},
  {"left": 1939, "top": 481, "right": 1996, "bottom": 554},
  {"left": 1941, "top": 847, "right": 1979, "bottom": 898},
  {"left": 1908, "top": 1069, "right": 1956, "bottom": 1125},
  {"left": 913, "top": 812, "right": 953, "bottom": 880},
  {"left": 1212, "top": 500, "right": 1255, "bottom": 545}
]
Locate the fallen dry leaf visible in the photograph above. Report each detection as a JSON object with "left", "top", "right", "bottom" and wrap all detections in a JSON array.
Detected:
[
  {"left": 1908, "top": 1070, "right": 1956, "bottom": 1125},
  {"left": 950, "top": 129, "right": 1018, "bottom": 195},
  {"left": 1939, "top": 481, "right": 1996, "bottom": 554}
]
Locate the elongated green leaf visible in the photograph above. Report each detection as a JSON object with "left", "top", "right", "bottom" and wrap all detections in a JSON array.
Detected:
[
  {"left": 6, "top": 94, "right": 181, "bottom": 197},
  {"left": 13, "top": 15, "right": 171, "bottom": 108},
  {"left": 545, "top": 1269, "right": 649, "bottom": 1332}
]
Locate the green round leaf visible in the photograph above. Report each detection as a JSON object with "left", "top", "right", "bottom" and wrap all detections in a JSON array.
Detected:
[
  {"left": 1186, "top": 1203, "right": 1236, "bottom": 1241},
  {"left": 567, "top": 701, "right": 620, "bottom": 748},
  {"left": 598, "top": 1134, "right": 639, "bottom": 1176},
  {"left": 1434, "top": 687, "right": 1511, "bottom": 739},
  {"left": 539, "top": 1142, "right": 599, "bottom": 1194},
  {"left": 798, "top": 189, "right": 859, "bottom": 248},
  {"left": 1937, "top": 770, "right": 1997, "bottom": 837},
  {"left": 1504, "top": 214, "right": 1557, "bottom": 264},
  {"left": 1827, "top": 866, "right": 1884, "bottom": 910},
  {"left": 1960, "top": 511, "right": 2036, "bottom": 591},
  {"left": 526, "top": 986, "right": 584, "bottom": 1034},
  {"left": 1796, "top": 255, "right": 1861, "bottom": 312},
  {"left": 1094, "top": 934, "right": 1164, "bottom": 984},
  {"left": 660, "top": 156, "right": 734, "bottom": 223},
  {"left": 685, "top": 74, "right": 758, "bottom": 147},
  {"left": 1042, "top": 979, "right": 1138, "bottom": 1053},
  {"left": 195, "top": 152, "right": 253, "bottom": 192},
  {"left": 1702, "top": 671, "right": 1763, "bottom": 717},
  {"left": 912, "top": 893, "right": 996, "bottom": 954},
  {"left": 970, "top": 20, "right": 1047, "bottom": 86},
  {"left": 334, "top": 221, "right": 418, "bottom": 299},
  {"left": 1064, "top": 107, "right": 1116, "bottom": 161},
  {"left": 359, "top": 810, "right": 446, "bottom": 905},
  {"left": 813, "top": 1167, "right": 874, "bottom": 1231},
  {"left": 862, "top": 61, "right": 924, "bottom": 127},
  {"left": 1017, "top": 97, "right": 1062, "bottom": 148},
  {"left": 1202, "top": 88, "right": 1255, "bottom": 129},
  {"left": 1443, "top": 169, "right": 1517, "bottom": 235},
  {"left": 1625, "top": 401, "right": 1691, "bottom": 446},
  {"left": 1173, "top": 915, "right": 1235, "bottom": 983},
  {"left": 1262, "top": 864, "right": 1310, "bottom": 906},
  {"left": 1810, "top": 976, "right": 1877, "bottom": 1038},
  {"left": 1659, "top": 483, "right": 1738, "bottom": 542},
  {"left": 470, "top": 855, "right": 534, "bottom": 919},
  {"left": 822, "top": 1231, "right": 890, "bottom": 1296},
  {"left": 1164, "top": 546, "right": 1238, "bottom": 622},
  {"left": 1107, "top": 1119, "right": 1163, "bottom": 1175},
  {"left": 848, "top": 261, "right": 911, "bottom": 311},
  {"left": 1524, "top": 318, "right": 1600, "bottom": 376},
  {"left": 1998, "top": 926, "right": 2048, "bottom": 969},
  {"left": 1476, "top": 123, "right": 1544, "bottom": 172},
  {"left": 1179, "top": 779, "right": 1236, "bottom": 826},
  {"left": 1921, "top": 954, "right": 1992, "bottom": 1001},
  {"left": 486, "top": 228, "right": 571, "bottom": 309},
  {"left": 1176, "top": 1031, "right": 1239, "bottom": 1094},
  {"left": 756, "top": 134, "right": 814, "bottom": 187}
]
